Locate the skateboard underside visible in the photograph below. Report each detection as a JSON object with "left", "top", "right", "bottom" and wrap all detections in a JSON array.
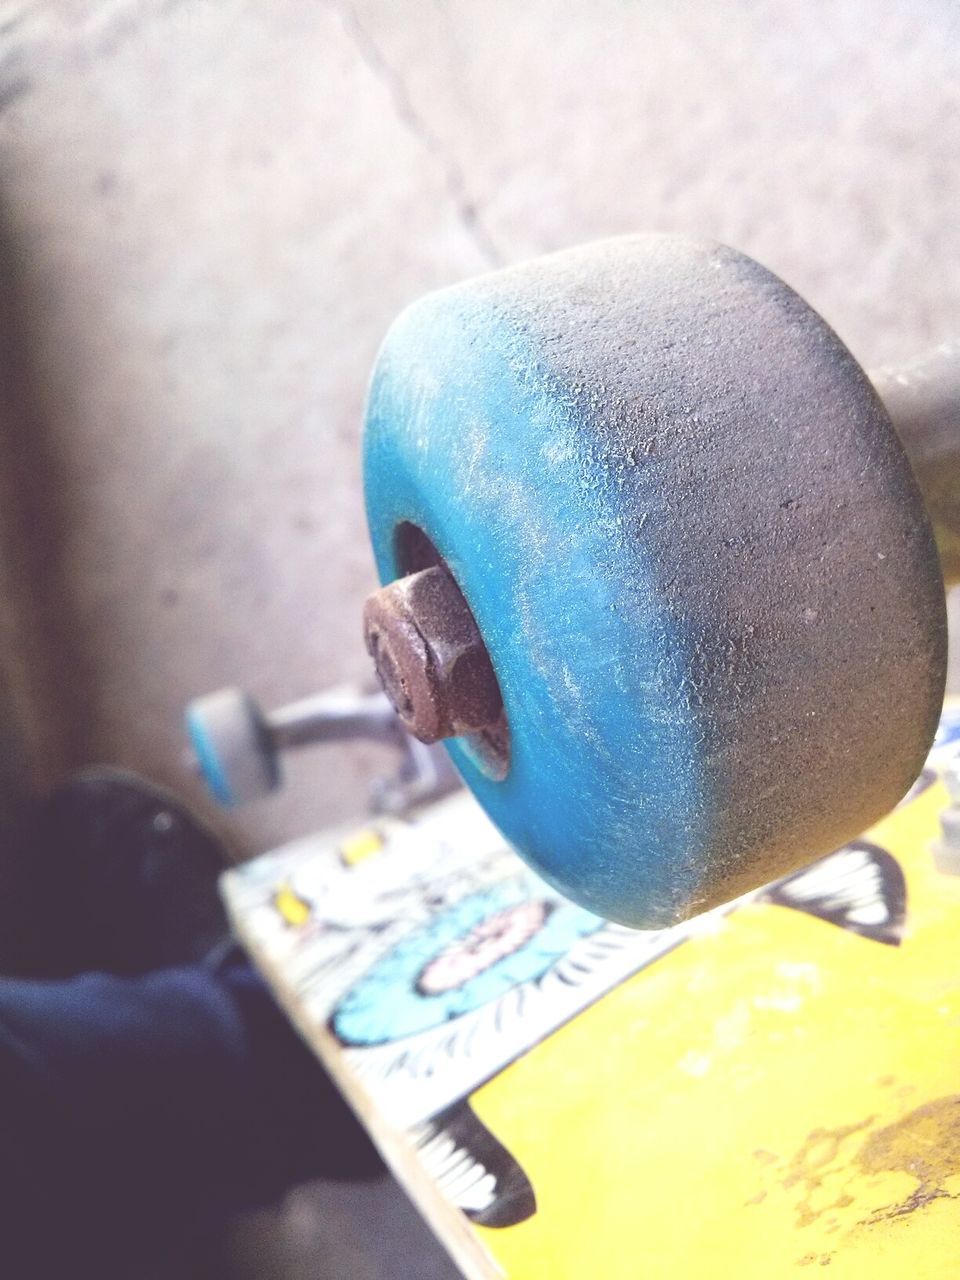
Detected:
[{"left": 222, "top": 701, "right": 960, "bottom": 1280}]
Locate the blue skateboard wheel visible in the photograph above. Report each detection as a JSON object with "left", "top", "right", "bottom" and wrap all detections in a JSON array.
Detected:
[
  {"left": 363, "top": 235, "right": 946, "bottom": 928},
  {"left": 185, "top": 688, "right": 279, "bottom": 806}
]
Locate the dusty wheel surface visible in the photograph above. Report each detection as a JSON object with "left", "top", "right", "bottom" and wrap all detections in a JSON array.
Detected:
[{"left": 363, "top": 234, "right": 946, "bottom": 928}]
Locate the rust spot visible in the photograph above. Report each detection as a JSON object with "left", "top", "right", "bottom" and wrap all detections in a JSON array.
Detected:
[
  {"left": 774, "top": 1095, "right": 960, "bottom": 1268},
  {"left": 856, "top": 1095, "right": 960, "bottom": 1223},
  {"left": 798, "top": 1251, "right": 836, "bottom": 1268},
  {"left": 781, "top": 1118, "right": 874, "bottom": 1228}
]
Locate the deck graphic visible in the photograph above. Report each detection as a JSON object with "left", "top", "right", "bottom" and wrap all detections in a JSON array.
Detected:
[{"left": 223, "top": 701, "right": 960, "bottom": 1279}]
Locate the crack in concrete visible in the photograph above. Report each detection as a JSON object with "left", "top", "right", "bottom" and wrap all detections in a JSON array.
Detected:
[
  {"left": 0, "top": 71, "right": 27, "bottom": 110},
  {"left": 0, "top": 1, "right": 41, "bottom": 36},
  {"left": 81, "top": 0, "right": 195, "bottom": 62},
  {"left": 0, "top": 0, "right": 193, "bottom": 91},
  {"left": 330, "top": 0, "right": 503, "bottom": 269},
  {"left": 0, "top": 45, "right": 28, "bottom": 113},
  {"left": 2, "top": 0, "right": 505, "bottom": 274}
]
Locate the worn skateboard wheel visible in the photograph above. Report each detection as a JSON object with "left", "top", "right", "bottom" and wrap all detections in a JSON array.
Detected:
[
  {"left": 185, "top": 688, "right": 278, "bottom": 806},
  {"left": 363, "top": 235, "right": 946, "bottom": 928}
]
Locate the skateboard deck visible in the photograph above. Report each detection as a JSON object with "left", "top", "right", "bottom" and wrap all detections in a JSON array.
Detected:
[{"left": 222, "top": 701, "right": 960, "bottom": 1279}]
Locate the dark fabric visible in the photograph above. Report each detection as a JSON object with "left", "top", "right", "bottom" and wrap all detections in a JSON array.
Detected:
[
  {"left": 30, "top": 769, "right": 234, "bottom": 978},
  {"left": 0, "top": 951, "right": 379, "bottom": 1277}
]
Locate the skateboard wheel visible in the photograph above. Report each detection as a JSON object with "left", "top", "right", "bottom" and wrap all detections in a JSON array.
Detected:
[
  {"left": 185, "top": 688, "right": 278, "bottom": 806},
  {"left": 363, "top": 234, "right": 946, "bottom": 928}
]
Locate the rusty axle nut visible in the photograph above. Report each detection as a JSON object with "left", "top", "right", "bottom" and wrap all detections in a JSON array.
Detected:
[{"left": 363, "top": 565, "right": 503, "bottom": 744}]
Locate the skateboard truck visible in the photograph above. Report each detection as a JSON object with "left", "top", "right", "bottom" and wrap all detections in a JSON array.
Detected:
[{"left": 185, "top": 684, "right": 460, "bottom": 814}]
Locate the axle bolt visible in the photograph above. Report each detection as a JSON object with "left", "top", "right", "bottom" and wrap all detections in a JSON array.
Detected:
[{"left": 363, "top": 565, "right": 502, "bottom": 744}]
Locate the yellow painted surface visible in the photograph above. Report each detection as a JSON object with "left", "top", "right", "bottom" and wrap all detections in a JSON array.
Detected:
[
  {"left": 339, "top": 828, "right": 386, "bottom": 867},
  {"left": 272, "top": 880, "right": 313, "bottom": 927},
  {"left": 471, "top": 778, "right": 960, "bottom": 1277}
]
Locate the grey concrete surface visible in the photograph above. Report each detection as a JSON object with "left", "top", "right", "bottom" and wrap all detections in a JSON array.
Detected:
[{"left": 0, "top": 1, "right": 957, "bottom": 1277}]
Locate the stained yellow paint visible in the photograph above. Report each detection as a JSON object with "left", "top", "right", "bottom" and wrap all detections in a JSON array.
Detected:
[{"left": 470, "top": 776, "right": 960, "bottom": 1277}]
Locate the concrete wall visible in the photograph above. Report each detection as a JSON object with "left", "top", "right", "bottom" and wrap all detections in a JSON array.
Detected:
[{"left": 0, "top": 0, "right": 957, "bottom": 857}]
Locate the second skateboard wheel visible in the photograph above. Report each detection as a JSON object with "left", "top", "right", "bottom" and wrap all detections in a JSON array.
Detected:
[
  {"left": 185, "top": 688, "right": 278, "bottom": 806},
  {"left": 363, "top": 234, "right": 946, "bottom": 928}
]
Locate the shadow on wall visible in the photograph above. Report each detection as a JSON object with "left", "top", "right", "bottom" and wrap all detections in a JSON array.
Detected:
[{"left": 0, "top": 195, "right": 101, "bottom": 967}]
